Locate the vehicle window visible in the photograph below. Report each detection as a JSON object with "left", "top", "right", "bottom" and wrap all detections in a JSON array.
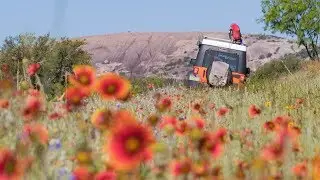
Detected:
[{"left": 203, "top": 49, "right": 239, "bottom": 71}]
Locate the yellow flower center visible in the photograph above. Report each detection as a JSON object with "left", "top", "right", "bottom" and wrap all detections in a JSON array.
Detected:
[
  {"left": 125, "top": 137, "right": 140, "bottom": 152},
  {"left": 77, "top": 152, "right": 91, "bottom": 163},
  {"left": 79, "top": 75, "right": 89, "bottom": 85},
  {"left": 107, "top": 85, "right": 116, "bottom": 94},
  {"left": 5, "top": 161, "right": 15, "bottom": 173},
  {"left": 72, "top": 96, "right": 81, "bottom": 104}
]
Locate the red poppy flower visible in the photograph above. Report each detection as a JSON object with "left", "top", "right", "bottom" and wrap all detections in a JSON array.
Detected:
[
  {"left": 94, "top": 73, "right": 131, "bottom": 101},
  {"left": 27, "top": 63, "right": 40, "bottom": 76},
  {"left": 248, "top": 105, "right": 261, "bottom": 119},
  {"left": 69, "top": 65, "right": 96, "bottom": 90},
  {"left": 105, "top": 121, "right": 154, "bottom": 171}
]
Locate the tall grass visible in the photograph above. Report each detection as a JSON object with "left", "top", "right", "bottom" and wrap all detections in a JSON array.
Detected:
[{"left": 1, "top": 61, "right": 320, "bottom": 179}]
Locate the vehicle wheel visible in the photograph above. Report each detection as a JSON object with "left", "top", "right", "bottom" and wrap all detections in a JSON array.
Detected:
[{"left": 186, "top": 71, "right": 200, "bottom": 88}]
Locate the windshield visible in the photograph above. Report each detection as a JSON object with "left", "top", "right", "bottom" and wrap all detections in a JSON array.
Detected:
[{"left": 203, "top": 49, "right": 240, "bottom": 71}]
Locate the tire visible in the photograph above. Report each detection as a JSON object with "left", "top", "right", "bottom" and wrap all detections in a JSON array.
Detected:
[
  {"left": 186, "top": 71, "right": 200, "bottom": 88},
  {"left": 206, "top": 62, "right": 232, "bottom": 87}
]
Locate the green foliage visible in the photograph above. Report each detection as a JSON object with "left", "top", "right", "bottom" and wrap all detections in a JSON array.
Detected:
[
  {"left": 130, "top": 76, "right": 167, "bottom": 95},
  {"left": 259, "top": 0, "right": 320, "bottom": 60},
  {"left": 130, "top": 76, "right": 183, "bottom": 95},
  {"left": 0, "top": 33, "right": 91, "bottom": 99},
  {"left": 246, "top": 57, "right": 302, "bottom": 90}
]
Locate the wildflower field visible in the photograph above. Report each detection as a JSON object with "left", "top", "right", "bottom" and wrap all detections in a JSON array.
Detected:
[{"left": 1, "top": 60, "right": 320, "bottom": 180}]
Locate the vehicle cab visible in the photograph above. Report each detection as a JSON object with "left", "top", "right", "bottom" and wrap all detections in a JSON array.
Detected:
[{"left": 188, "top": 36, "right": 250, "bottom": 86}]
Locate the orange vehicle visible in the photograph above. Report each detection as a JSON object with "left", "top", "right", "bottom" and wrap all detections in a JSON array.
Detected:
[{"left": 187, "top": 36, "right": 250, "bottom": 87}]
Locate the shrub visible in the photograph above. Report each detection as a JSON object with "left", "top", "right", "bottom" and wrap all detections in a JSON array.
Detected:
[
  {"left": 0, "top": 33, "right": 91, "bottom": 100},
  {"left": 246, "top": 57, "right": 302, "bottom": 90}
]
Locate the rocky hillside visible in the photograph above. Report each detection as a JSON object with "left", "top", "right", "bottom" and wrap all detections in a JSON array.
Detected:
[{"left": 74, "top": 32, "right": 304, "bottom": 80}]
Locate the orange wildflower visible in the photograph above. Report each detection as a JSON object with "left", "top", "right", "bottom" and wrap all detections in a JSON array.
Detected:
[
  {"left": 72, "top": 166, "right": 95, "bottom": 180},
  {"left": 21, "top": 123, "right": 49, "bottom": 145},
  {"left": 91, "top": 108, "right": 114, "bottom": 130},
  {"left": 209, "top": 103, "right": 216, "bottom": 110},
  {"left": 312, "top": 154, "right": 320, "bottom": 180},
  {"left": 261, "top": 129, "right": 288, "bottom": 162},
  {"left": 214, "top": 128, "right": 228, "bottom": 144},
  {"left": 198, "top": 132, "right": 224, "bottom": 159},
  {"left": 0, "top": 99, "right": 9, "bottom": 109},
  {"left": 27, "top": 89, "right": 41, "bottom": 97},
  {"left": 171, "top": 158, "right": 192, "bottom": 176},
  {"left": 176, "top": 121, "right": 190, "bottom": 136},
  {"left": 94, "top": 170, "right": 116, "bottom": 180},
  {"left": 192, "top": 117, "right": 205, "bottom": 129},
  {"left": 248, "top": 105, "right": 261, "bottom": 119},
  {"left": 192, "top": 161, "right": 209, "bottom": 177},
  {"left": 65, "top": 86, "right": 88, "bottom": 107},
  {"left": 106, "top": 121, "right": 154, "bottom": 171},
  {"left": 192, "top": 103, "right": 201, "bottom": 111},
  {"left": 216, "top": 107, "right": 229, "bottom": 118},
  {"left": 69, "top": 65, "right": 96, "bottom": 90},
  {"left": 0, "top": 148, "right": 25, "bottom": 179},
  {"left": 155, "top": 97, "right": 172, "bottom": 112},
  {"left": 292, "top": 161, "right": 308, "bottom": 178},
  {"left": 75, "top": 150, "right": 93, "bottom": 165},
  {"left": 112, "top": 109, "right": 138, "bottom": 125},
  {"left": 147, "top": 114, "right": 160, "bottom": 126},
  {"left": 159, "top": 116, "right": 177, "bottom": 133},
  {"left": 94, "top": 73, "right": 131, "bottom": 101},
  {"left": 48, "top": 112, "right": 63, "bottom": 120},
  {"left": 22, "top": 95, "right": 43, "bottom": 121},
  {"left": 263, "top": 121, "right": 276, "bottom": 132}
]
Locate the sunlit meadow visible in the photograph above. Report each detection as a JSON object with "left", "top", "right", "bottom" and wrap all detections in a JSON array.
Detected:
[{"left": 1, "top": 60, "right": 320, "bottom": 180}]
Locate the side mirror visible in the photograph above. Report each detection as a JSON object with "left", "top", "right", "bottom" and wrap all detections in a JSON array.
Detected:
[
  {"left": 246, "top": 67, "right": 251, "bottom": 75},
  {"left": 190, "top": 58, "right": 197, "bottom": 66}
]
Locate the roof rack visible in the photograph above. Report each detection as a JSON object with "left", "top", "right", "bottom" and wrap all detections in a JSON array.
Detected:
[{"left": 203, "top": 36, "right": 232, "bottom": 43}]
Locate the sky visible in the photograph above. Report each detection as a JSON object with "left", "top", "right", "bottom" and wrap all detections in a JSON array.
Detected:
[{"left": 0, "top": 0, "right": 285, "bottom": 42}]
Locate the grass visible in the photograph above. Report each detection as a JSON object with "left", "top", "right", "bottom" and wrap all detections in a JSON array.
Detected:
[{"left": 1, "top": 60, "right": 320, "bottom": 179}]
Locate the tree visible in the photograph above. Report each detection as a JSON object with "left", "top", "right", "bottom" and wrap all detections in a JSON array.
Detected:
[
  {"left": 0, "top": 33, "right": 91, "bottom": 99},
  {"left": 259, "top": 0, "right": 320, "bottom": 60}
]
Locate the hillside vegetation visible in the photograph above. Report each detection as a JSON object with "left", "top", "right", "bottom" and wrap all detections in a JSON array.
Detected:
[{"left": 1, "top": 58, "right": 320, "bottom": 179}]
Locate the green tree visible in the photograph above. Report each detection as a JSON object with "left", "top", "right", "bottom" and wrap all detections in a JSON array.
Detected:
[
  {"left": 0, "top": 33, "right": 91, "bottom": 99},
  {"left": 259, "top": 0, "right": 320, "bottom": 60}
]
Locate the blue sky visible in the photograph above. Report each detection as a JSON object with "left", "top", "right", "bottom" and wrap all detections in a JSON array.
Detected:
[{"left": 0, "top": 0, "right": 282, "bottom": 42}]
